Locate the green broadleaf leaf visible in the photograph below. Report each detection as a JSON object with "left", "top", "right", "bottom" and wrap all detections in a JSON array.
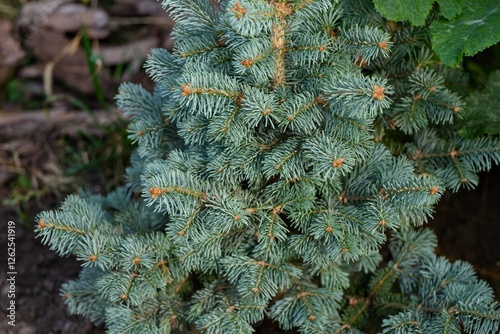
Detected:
[
  {"left": 437, "top": 0, "right": 464, "bottom": 20},
  {"left": 430, "top": 1, "right": 500, "bottom": 67},
  {"left": 372, "top": 0, "right": 464, "bottom": 25},
  {"left": 373, "top": 0, "right": 434, "bottom": 26},
  {"left": 459, "top": 70, "right": 500, "bottom": 138}
]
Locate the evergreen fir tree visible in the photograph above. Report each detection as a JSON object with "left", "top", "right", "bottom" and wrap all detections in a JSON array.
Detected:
[{"left": 36, "top": 0, "right": 500, "bottom": 333}]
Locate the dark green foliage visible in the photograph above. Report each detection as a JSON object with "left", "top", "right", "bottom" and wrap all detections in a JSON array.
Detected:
[
  {"left": 459, "top": 70, "right": 500, "bottom": 138},
  {"left": 35, "top": 0, "right": 500, "bottom": 333},
  {"left": 373, "top": 0, "right": 438, "bottom": 26},
  {"left": 373, "top": 0, "right": 500, "bottom": 66},
  {"left": 430, "top": 1, "right": 500, "bottom": 66}
]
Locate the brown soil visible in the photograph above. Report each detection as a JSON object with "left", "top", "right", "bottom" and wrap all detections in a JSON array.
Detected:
[
  {"left": 430, "top": 165, "right": 500, "bottom": 296},
  {"left": 0, "top": 205, "right": 106, "bottom": 334}
]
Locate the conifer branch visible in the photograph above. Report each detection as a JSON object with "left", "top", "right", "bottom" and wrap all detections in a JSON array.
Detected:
[
  {"left": 339, "top": 184, "right": 440, "bottom": 203},
  {"left": 180, "top": 83, "right": 244, "bottom": 101},
  {"left": 285, "top": 98, "right": 321, "bottom": 122},
  {"left": 411, "top": 146, "right": 500, "bottom": 160},
  {"left": 335, "top": 231, "right": 431, "bottom": 333},
  {"left": 221, "top": 106, "right": 242, "bottom": 133},
  {"left": 456, "top": 309, "right": 500, "bottom": 322},
  {"left": 179, "top": 44, "right": 224, "bottom": 58},
  {"left": 273, "top": 148, "right": 299, "bottom": 171},
  {"left": 177, "top": 205, "right": 202, "bottom": 236},
  {"left": 450, "top": 155, "right": 468, "bottom": 184},
  {"left": 149, "top": 186, "right": 206, "bottom": 199},
  {"left": 37, "top": 219, "right": 86, "bottom": 235}
]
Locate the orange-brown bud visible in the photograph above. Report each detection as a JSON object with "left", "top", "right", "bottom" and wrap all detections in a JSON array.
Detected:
[
  {"left": 180, "top": 83, "right": 192, "bottom": 96},
  {"left": 231, "top": 2, "right": 247, "bottom": 18},
  {"left": 378, "top": 41, "right": 387, "bottom": 50},
  {"left": 37, "top": 219, "right": 46, "bottom": 229},
  {"left": 372, "top": 85, "right": 385, "bottom": 100},
  {"left": 240, "top": 59, "right": 254, "bottom": 68},
  {"left": 332, "top": 158, "right": 344, "bottom": 168},
  {"left": 429, "top": 186, "right": 440, "bottom": 195}
]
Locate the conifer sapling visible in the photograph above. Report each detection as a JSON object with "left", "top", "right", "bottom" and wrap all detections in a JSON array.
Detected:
[{"left": 36, "top": 0, "right": 500, "bottom": 333}]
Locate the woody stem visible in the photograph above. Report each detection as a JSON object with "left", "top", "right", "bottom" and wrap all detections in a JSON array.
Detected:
[{"left": 270, "top": 1, "right": 290, "bottom": 87}]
